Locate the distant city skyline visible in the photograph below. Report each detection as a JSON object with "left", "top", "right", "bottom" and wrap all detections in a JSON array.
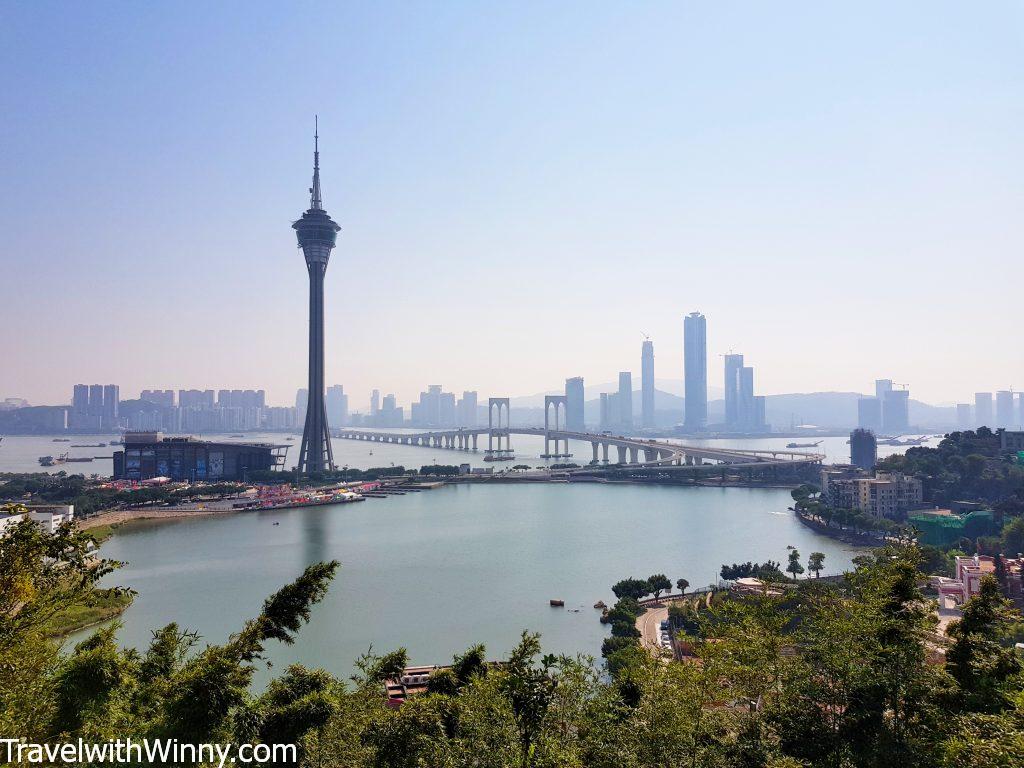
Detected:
[{"left": 1, "top": 3, "right": 1021, "bottom": 405}]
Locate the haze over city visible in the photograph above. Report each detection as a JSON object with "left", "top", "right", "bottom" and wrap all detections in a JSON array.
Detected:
[{"left": 2, "top": 2, "right": 1022, "bottom": 408}]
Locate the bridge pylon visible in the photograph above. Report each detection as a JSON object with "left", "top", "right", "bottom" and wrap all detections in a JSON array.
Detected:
[
  {"left": 486, "top": 397, "right": 513, "bottom": 461},
  {"left": 541, "top": 395, "right": 572, "bottom": 459}
]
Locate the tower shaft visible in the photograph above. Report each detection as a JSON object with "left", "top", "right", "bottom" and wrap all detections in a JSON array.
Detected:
[{"left": 297, "top": 261, "right": 334, "bottom": 473}]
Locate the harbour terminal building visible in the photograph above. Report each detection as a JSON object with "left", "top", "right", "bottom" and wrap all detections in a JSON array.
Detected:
[{"left": 112, "top": 432, "right": 287, "bottom": 482}]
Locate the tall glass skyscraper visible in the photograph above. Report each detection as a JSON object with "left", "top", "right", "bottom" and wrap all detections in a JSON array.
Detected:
[
  {"left": 641, "top": 340, "right": 655, "bottom": 428},
  {"left": 683, "top": 312, "right": 707, "bottom": 431}
]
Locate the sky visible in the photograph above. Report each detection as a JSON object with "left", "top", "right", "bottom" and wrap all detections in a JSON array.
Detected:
[{"left": 1, "top": 2, "right": 1022, "bottom": 410}]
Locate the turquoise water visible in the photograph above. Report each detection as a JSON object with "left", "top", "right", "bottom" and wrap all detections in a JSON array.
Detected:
[{"left": 85, "top": 482, "right": 860, "bottom": 681}]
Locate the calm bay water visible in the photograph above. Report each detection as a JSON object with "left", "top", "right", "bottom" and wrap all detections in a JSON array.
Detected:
[{"left": 81, "top": 482, "right": 860, "bottom": 682}]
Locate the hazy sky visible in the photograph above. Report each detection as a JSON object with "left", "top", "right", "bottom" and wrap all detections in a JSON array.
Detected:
[{"left": 2, "top": 2, "right": 1021, "bottom": 409}]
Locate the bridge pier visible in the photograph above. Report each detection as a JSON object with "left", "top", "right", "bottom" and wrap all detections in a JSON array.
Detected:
[
  {"left": 628, "top": 447, "right": 639, "bottom": 464},
  {"left": 602, "top": 443, "right": 609, "bottom": 462},
  {"left": 616, "top": 446, "right": 627, "bottom": 464},
  {"left": 591, "top": 442, "right": 599, "bottom": 463},
  {"left": 471, "top": 434, "right": 478, "bottom": 450}
]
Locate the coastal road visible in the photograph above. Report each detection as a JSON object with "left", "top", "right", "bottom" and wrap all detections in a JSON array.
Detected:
[{"left": 636, "top": 604, "right": 669, "bottom": 651}]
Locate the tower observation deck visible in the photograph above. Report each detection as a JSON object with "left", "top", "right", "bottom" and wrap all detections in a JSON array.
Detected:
[{"left": 294, "top": 119, "right": 340, "bottom": 473}]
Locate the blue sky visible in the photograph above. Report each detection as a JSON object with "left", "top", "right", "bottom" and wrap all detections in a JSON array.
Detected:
[{"left": 1, "top": 2, "right": 1021, "bottom": 408}]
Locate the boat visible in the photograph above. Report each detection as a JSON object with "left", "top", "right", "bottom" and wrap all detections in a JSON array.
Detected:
[
  {"left": 39, "top": 452, "right": 69, "bottom": 466},
  {"left": 70, "top": 443, "right": 105, "bottom": 448},
  {"left": 65, "top": 457, "right": 94, "bottom": 463},
  {"left": 786, "top": 440, "right": 822, "bottom": 448},
  {"left": 52, "top": 438, "right": 70, "bottom": 442},
  {"left": 549, "top": 599, "right": 565, "bottom": 607}
]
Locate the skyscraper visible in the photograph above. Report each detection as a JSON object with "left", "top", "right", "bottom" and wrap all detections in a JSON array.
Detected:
[
  {"left": 881, "top": 389, "right": 910, "bottom": 434},
  {"left": 723, "top": 353, "right": 744, "bottom": 428},
  {"left": 641, "top": 339, "right": 655, "bottom": 428},
  {"left": 458, "top": 391, "right": 478, "bottom": 427},
  {"left": 858, "top": 397, "right": 882, "bottom": 432},
  {"left": 875, "top": 379, "right": 894, "bottom": 399},
  {"left": 618, "top": 372, "right": 633, "bottom": 430},
  {"left": 565, "top": 377, "right": 585, "bottom": 431},
  {"left": 737, "top": 366, "right": 756, "bottom": 429},
  {"left": 975, "top": 392, "right": 993, "bottom": 428},
  {"left": 102, "top": 384, "right": 119, "bottom": 428},
  {"left": 370, "top": 389, "right": 380, "bottom": 419},
  {"left": 996, "top": 390, "right": 1015, "bottom": 427},
  {"left": 683, "top": 312, "right": 707, "bottom": 431},
  {"left": 956, "top": 403, "right": 973, "bottom": 430},
  {"left": 294, "top": 121, "right": 339, "bottom": 473},
  {"left": 326, "top": 385, "right": 348, "bottom": 427},
  {"left": 850, "top": 428, "right": 877, "bottom": 470}
]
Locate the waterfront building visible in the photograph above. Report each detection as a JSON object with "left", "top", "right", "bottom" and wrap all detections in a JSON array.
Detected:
[
  {"left": 857, "top": 397, "right": 882, "bottom": 432},
  {"left": 565, "top": 377, "right": 585, "bottom": 431},
  {"left": 0, "top": 504, "right": 75, "bottom": 537},
  {"left": 975, "top": 392, "right": 993, "bottom": 428},
  {"left": 72, "top": 384, "right": 89, "bottom": 414},
  {"left": 618, "top": 372, "right": 633, "bottom": 430},
  {"left": 723, "top": 354, "right": 744, "bottom": 428},
  {"left": 113, "top": 431, "right": 287, "bottom": 481},
  {"left": 956, "top": 403, "right": 973, "bottom": 430},
  {"left": 683, "top": 312, "right": 707, "bottom": 431},
  {"left": 875, "top": 379, "right": 893, "bottom": 399},
  {"left": 380, "top": 394, "right": 404, "bottom": 427},
  {"left": 850, "top": 428, "right": 877, "bottom": 470},
  {"left": 439, "top": 392, "right": 457, "bottom": 427},
  {"left": 882, "top": 388, "right": 910, "bottom": 434},
  {"left": 641, "top": 340, "right": 655, "bottom": 428},
  {"left": 822, "top": 468, "right": 922, "bottom": 519},
  {"left": 371, "top": 389, "right": 380, "bottom": 419},
  {"left": 599, "top": 393, "right": 610, "bottom": 430},
  {"left": 179, "top": 389, "right": 215, "bottom": 409},
  {"left": 326, "top": 385, "right": 349, "bottom": 427},
  {"left": 996, "top": 390, "right": 1015, "bottom": 428},
  {"left": 457, "top": 391, "right": 478, "bottom": 428},
  {"left": 141, "top": 389, "right": 176, "bottom": 408},
  {"left": 293, "top": 123, "right": 340, "bottom": 472}
]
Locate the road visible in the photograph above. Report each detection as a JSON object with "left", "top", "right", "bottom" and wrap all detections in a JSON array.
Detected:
[{"left": 636, "top": 603, "right": 669, "bottom": 651}]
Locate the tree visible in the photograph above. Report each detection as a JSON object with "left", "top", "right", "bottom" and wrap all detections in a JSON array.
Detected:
[
  {"left": 611, "top": 578, "right": 651, "bottom": 601},
  {"left": 676, "top": 578, "right": 690, "bottom": 595},
  {"left": 808, "top": 552, "right": 825, "bottom": 578},
  {"left": 1002, "top": 516, "right": 1024, "bottom": 555},
  {"left": 786, "top": 549, "right": 804, "bottom": 580},
  {"left": 945, "top": 575, "right": 1022, "bottom": 713},
  {"left": 647, "top": 574, "right": 672, "bottom": 603},
  {"left": 500, "top": 632, "right": 560, "bottom": 768}
]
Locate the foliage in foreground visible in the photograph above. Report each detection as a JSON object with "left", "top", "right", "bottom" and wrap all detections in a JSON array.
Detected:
[{"left": 2, "top": 521, "right": 1024, "bottom": 767}]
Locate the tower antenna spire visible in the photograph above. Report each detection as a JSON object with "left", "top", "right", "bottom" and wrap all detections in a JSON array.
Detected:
[{"left": 310, "top": 115, "right": 322, "bottom": 210}]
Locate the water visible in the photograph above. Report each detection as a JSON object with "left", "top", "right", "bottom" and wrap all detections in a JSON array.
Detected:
[
  {"left": 79, "top": 482, "right": 861, "bottom": 682},
  {"left": 0, "top": 431, "right": 941, "bottom": 476}
]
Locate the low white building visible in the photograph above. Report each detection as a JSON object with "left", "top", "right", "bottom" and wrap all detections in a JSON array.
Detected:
[{"left": 0, "top": 504, "right": 75, "bottom": 535}]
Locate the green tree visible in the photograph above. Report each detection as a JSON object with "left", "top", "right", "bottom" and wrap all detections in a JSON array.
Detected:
[
  {"left": 1002, "top": 516, "right": 1024, "bottom": 555},
  {"left": 676, "top": 577, "right": 690, "bottom": 595},
  {"left": 946, "top": 575, "right": 1022, "bottom": 713},
  {"left": 807, "top": 551, "right": 825, "bottom": 578},
  {"left": 611, "top": 577, "right": 651, "bottom": 601},
  {"left": 647, "top": 574, "right": 672, "bottom": 602},
  {"left": 786, "top": 549, "right": 804, "bottom": 580}
]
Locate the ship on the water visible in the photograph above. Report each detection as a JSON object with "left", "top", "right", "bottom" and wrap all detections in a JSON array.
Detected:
[{"left": 786, "top": 440, "right": 822, "bottom": 448}]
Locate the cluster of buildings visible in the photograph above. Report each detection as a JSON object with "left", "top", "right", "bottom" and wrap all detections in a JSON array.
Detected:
[
  {"left": 956, "top": 391, "right": 1024, "bottom": 430},
  {"left": 131, "top": 387, "right": 298, "bottom": 433},
  {"left": 820, "top": 465, "right": 924, "bottom": 519},
  {"left": 71, "top": 384, "right": 120, "bottom": 430},
  {"left": 407, "top": 386, "right": 478, "bottom": 429},
  {"left": 857, "top": 379, "right": 910, "bottom": 434}
]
